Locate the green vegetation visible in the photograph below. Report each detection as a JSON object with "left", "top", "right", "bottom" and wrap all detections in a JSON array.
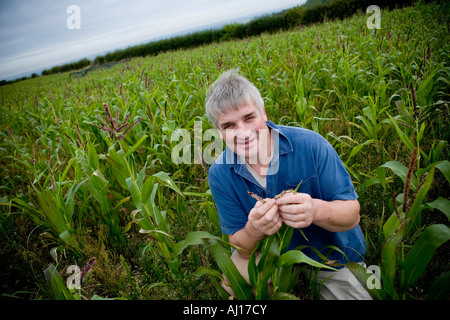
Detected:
[{"left": 0, "top": 1, "right": 448, "bottom": 300}]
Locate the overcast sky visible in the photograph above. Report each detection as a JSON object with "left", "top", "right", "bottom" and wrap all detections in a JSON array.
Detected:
[{"left": 0, "top": 0, "right": 305, "bottom": 80}]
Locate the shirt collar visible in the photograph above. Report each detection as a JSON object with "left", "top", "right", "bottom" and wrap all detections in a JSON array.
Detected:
[{"left": 266, "top": 121, "right": 293, "bottom": 155}]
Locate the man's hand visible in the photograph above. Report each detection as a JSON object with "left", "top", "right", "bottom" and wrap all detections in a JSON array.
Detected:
[
  {"left": 275, "top": 193, "right": 361, "bottom": 232},
  {"left": 248, "top": 198, "right": 282, "bottom": 236},
  {"left": 229, "top": 198, "right": 282, "bottom": 259},
  {"left": 275, "top": 193, "right": 316, "bottom": 229}
]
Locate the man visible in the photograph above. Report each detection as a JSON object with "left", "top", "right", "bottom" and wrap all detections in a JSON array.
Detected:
[{"left": 206, "top": 69, "right": 370, "bottom": 300}]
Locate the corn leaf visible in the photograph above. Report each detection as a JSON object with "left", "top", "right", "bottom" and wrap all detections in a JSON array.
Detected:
[
  {"left": 193, "top": 266, "right": 223, "bottom": 279},
  {"left": 403, "top": 224, "right": 450, "bottom": 290},
  {"left": 44, "top": 264, "right": 78, "bottom": 300},
  {"left": 152, "top": 171, "right": 182, "bottom": 195},
  {"left": 125, "top": 134, "right": 148, "bottom": 157},
  {"left": 428, "top": 271, "right": 450, "bottom": 300},
  {"left": 275, "top": 250, "right": 336, "bottom": 271},
  {"left": 380, "top": 161, "right": 418, "bottom": 190},
  {"left": 388, "top": 114, "right": 415, "bottom": 151},
  {"left": 87, "top": 142, "right": 99, "bottom": 170},
  {"left": 59, "top": 229, "right": 77, "bottom": 247},
  {"left": 273, "top": 263, "right": 303, "bottom": 294},
  {"left": 255, "top": 236, "right": 279, "bottom": 299},
  {"left": 383, "top": 211, "right": 401, "bottom": 239},
  {"left": 435, "top": 160, "right": 450, "bottom": 184},
  {"left": 376, "top": 165, "right": 386, "bottom": 188},
  {"left": 269, "top": 292, "right": 300, "bottom": 300},
  {"left": 427, "top": 197, "right": 450, "bottom": 220},
  {"left": 278, "top": 225, "right": 294, "bottom": 253},
  {"left": 208, "top": 239, "right": 254, "bottom": 300},
  {"left": 380, "top": 218, "right": 409, "bottom": 299},
  {"left": 173, "top": 231, "right": 224, "bottom": 255},
  {"left": 203, "top": 201, "right": 220, "bottom": 229},
  {"left": 65, "top": 180, "right": 85, "bottom": 221},
  {"left": 405, "top": 167, "right": 434, "bottom": 229},
  {"left": 131, "top": 209, "right": 154, "bottom": 231}
]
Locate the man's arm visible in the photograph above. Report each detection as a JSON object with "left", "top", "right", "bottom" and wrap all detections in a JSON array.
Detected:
[
  {"left": 276, "top": 193, "right": 360, "bottom": 233},
  {"left": 313, "top": 198, "right": 360, "bottom": 232},
  {"left": 229, "top": 198, "right": 282, "bottom": 259}
]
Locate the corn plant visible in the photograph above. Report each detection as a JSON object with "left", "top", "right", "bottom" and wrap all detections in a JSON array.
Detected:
[
  {"left": 349, "top": 95, "right": 390, "bottom": 141},
  {"left": 389, "top": 97, "right": 448, "bottom": 166},
  {"left": 292, "top": 70, "right": 318, "bottom": 128},
  {"left": 73, "top": 142, "right": 127, "bottom": 250},
  {"left": 348, "top": 149, "right": 450, "bottom": 299},
  {"left": 9, "top": 151, "right": 83, "bottom": 252},
  {"left": 247, "top": 224, "right": 337, "bottom": 300},
  {"left": 170, "top": 225, "right": 334, "bottom": 300}
]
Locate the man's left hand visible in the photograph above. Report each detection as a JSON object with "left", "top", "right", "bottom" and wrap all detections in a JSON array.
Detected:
[{"left": 275, "top": 193, "right": 317, "bottom": 229}]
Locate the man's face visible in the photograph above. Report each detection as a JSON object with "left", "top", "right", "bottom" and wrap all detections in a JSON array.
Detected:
[{"left": 216, "top": 99, "right": 270, "bottom": 164}]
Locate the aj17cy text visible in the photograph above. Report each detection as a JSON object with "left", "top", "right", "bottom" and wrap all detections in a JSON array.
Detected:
[{"left": 183, "top": 304, "right": 267, "bottom": 317}]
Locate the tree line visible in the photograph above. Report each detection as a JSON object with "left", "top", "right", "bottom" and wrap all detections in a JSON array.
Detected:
[
  {"left": 41, "top": 58, "right": 91, "bottom": 76},
  {"left": 90, "top": 0, "right": 416, "bottom": 65}
]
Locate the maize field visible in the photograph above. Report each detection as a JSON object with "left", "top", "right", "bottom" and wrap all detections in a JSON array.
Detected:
[{"left": 0, "top": 1, "right": 449, "bottom": 300}]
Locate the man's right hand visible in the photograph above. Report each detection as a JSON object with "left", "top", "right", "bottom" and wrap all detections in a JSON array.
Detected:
[
  {"left": 229, "top": 198, "right": 282, "bottom": 259},
  {"left": 247, "top": 198, "right": 282, "bottom": 237}
]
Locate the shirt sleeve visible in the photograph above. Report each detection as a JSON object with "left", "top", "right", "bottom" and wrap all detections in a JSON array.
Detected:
[
  {"left": 314, "top": 134, "right": 358, "bottom": 201},
  {"left": 208, "top": 164, "right": 249, "bottom": 235}
]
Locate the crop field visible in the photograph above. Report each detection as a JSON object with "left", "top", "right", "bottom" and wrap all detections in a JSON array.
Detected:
[{"left": 0, "top": 1, "right": 449, "bottom": 300}]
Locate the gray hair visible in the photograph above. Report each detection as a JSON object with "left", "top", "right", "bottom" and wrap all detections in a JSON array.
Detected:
[{"left": 205, "top": 69, "right": 264, "bottom": 128}]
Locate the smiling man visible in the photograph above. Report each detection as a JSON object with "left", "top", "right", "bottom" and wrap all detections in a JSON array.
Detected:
[{"left": 205, "top": 69, "right": 371, "bottom": 300}]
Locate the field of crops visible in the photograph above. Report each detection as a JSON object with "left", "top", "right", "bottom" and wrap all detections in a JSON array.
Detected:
[{"left": 1, "top": 1, "right": 449, "bottom": 300}]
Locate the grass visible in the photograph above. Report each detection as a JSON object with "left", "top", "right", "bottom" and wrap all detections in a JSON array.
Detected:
[{"left": 0, "top": 1, "right": 449, "bottom": 300}]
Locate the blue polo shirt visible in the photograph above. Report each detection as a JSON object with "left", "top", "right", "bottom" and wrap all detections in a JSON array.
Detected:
[{"left": 208, "top": 121, "right": 366, "bottom": 264}]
